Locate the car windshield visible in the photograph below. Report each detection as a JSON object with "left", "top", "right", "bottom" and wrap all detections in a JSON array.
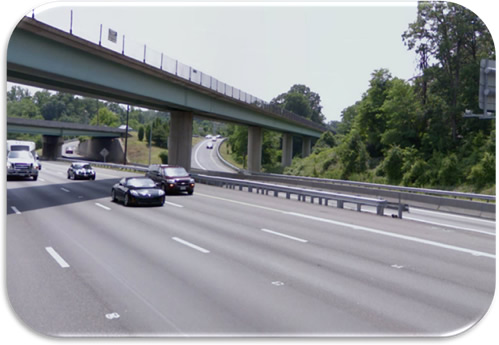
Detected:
[
  {"left": 127, "top": 178, "right": 156, "bottom": 188},
  {"left": 163, "top": 167, "right": 187, "bottom": 176},
  {"left": 8, "top": 151, "right": 33, "bottom": 159},
  {"left": 74, "top": 163, "right": 92, "bottom": 169}
]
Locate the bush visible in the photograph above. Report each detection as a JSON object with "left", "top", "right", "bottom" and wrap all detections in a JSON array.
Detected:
[
  {"left": 159, "top": 151, "right": 168, "bottom": 164},
  {"left": 468, "top": 152, "right": 495, "bottom": 189},
  {"left": 402, "top": 159, "right": 430, "bottom": 187},
  {"left": 383, "top": 146, "right": 404, "bottom": 184},
  {"left": 138, "top": 126, "right": 144, "bottom": 141},
  {"left": 437, "top": 153, "right": 460, "bottom": 186}
]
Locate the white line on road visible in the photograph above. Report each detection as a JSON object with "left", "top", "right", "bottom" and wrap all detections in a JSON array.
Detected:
[
  {"left": 38, "top": 178, "right": 45, "bottom": 182},
  {"left": 60, "top": 187, "right": 70, "bottom": 193},
  {"left": 95, "top": 203, "right": 111, "bottom": 211},
  {"left": 172, "top": 237, "right": 210, "bottom": 254},
  {"left": 165, "top": 201, "right": 184, "bottom": 208},
  {"left": 402, "top": 216, "right": 495, "bottom": 236},
  {"left": 411, "top": 208, "right": 496, "bottom": 225},
  {"left": 10, "top": 206, "right": 21, "bottom": 215},
  {"left": 45, "top": 247, "right": 70, "bottom": 268},
  {"left": 261, "top": 228, "right": 308, "bottom": 243},
  {"left": 194, "top": 140, "right": 208, "bottom": 170},
  {"left": 283, "top": 211, "right": 496, "bottom": 259},
  {"left": 196, "top": 193, "right": 495, "bottom": 259}
]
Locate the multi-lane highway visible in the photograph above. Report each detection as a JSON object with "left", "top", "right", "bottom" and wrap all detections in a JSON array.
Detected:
[
  {"left": 6, "top": 160, "right": 495, "bottom": 336},
  {"left": 191, "top": 138, "right": 236, "bottom": 173}
]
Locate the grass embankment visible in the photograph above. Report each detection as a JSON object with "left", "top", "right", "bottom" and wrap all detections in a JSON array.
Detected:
[
  {"left": 219, "top": 140, "right": 244, "bottom": 170},
  {"left": 121, "top": 133, "right": 205, "bottom": 165}
]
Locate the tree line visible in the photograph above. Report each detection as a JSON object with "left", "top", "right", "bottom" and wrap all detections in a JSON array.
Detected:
[{"left": 284, "top": 2, "right": 495, "bottom": 193}]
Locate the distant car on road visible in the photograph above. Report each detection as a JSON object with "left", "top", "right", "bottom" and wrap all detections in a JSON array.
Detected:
[
  {"left": 67, "top": 162, "right": 96, "bottom": 180},
  {"left": 111, "top": 177, "right": 165, "bottom": 206},
  {"left": 146, "top": 164, "right": 195, "bottom": 195},
  {"left": 206, "top": 142, "right": 214, "bottom": 149},
  {"left": 65, "top": 147, "right": 74, "bottom": 154},
  {"left": 205, "top": 134, "right": 212, "bottom": 139}
]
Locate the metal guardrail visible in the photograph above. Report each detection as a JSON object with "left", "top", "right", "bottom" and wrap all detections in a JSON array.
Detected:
[
  {"left": 192, "top": 173, "right": 388, "bottom": 216},
  {"left": 251, "top": 172, "right": 496, "bottom": 202}
]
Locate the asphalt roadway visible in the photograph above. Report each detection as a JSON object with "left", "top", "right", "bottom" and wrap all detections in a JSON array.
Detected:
[{"left": 6, "top": 161, "right": 495, "bottom": 337}]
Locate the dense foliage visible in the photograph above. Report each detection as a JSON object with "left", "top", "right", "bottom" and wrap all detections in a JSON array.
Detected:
[{"left": 285, "top": 1, "right": 495, "bottom": 193}]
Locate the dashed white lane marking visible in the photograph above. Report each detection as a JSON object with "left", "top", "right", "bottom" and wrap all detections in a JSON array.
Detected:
[
  {"left": 45, "top": 247, "right": 70, "bottom": 268},
  {"left": 261, "top": 228, "right": 308, "bottom": 243},
  {"left": 95, "top": 203, "right": 111, "bottom": 211},
  {"left": 196, "top": 193, "right": 495, "bottom": 260},
  {"left": 172, "top": 237, "right": 210, "bottom": 254},
  {"left": 11, "top": 206, "right": 21, "bottom": 215},
  {"left": 284, "top": 212, "right": 496, "bottom": 260},
  {"left": 164, "top": 201, "right": 184, "bottom": 208},
  {"left": 38, "top": 178, "right": 45, "bottom": 182},
  {"left": 60, "top": 187, "right": 70, "bottom": 193}
]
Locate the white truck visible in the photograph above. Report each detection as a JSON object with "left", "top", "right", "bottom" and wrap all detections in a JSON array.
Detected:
[{"left": 6, "top": 140, "right": 41, "bottom": 180}]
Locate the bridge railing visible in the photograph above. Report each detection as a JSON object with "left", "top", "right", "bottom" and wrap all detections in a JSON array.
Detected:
[{"left": 28, "top": 10, "right": 325, "bottom": 132}]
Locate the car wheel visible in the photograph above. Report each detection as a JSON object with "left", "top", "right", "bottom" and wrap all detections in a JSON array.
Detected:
[
  {"left": 33, "top": 175, "right": 38, "bottom": 181},
  {"left": 188, "top": 190, "right": 194, "bottom": 195},
  {"left": 67, "top": 172, "right": 70, "bottom": 179},
  {"left": 111, "top": 189, "right": 117, "bottom": 202},
  {"left": 124, "top": 193, "right": 130, "bottom": 206},
  {"left": 92, "top": 175, "right": 96, "bottom": 180},
  {"left": 160, "top": 196, "right": 165, "bottom": 206}
]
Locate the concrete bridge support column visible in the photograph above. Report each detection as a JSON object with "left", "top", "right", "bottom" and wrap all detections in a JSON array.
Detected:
[
  {"left": 168, "top": 111, "right": 194, "bottom": 171},
  {"left": 247, "top": 126, "right": 262, "bottom": 172},
  {"left": 281, "top": 133, "right": 293, "bottom": 168},
  {"left": 302, "top": 136, "right": 312, "bottom": 158},
  {"left": 42, "top": 135, "right": 64, "bottom": 160}
]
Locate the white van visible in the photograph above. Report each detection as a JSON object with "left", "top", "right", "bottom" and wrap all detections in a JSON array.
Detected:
[{"left": 7, "top": 140, "right": 42, "bottom": 170}]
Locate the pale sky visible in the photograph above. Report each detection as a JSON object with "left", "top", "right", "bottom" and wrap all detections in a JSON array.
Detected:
[{"left": 3, "top": 1, "right": 498, "bottom": 124}]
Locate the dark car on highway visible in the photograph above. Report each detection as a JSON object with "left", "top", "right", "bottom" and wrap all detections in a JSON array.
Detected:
[
  {"left": 111, "top": 177, "right": 165, "bottom": 206},
  {"left": 67, "top": 162, "right": 96, "bottom": 180},
  {"left": 146, "top": 164, "right": 195, "bottom": 195}
]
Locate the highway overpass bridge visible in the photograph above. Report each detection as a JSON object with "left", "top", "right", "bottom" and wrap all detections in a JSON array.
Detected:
[
  {"left": 7, "top": 17, "right": 325, "bottom": 171},
  {"left": 6, "top": 117, "right": 126, "bottom": 160}
]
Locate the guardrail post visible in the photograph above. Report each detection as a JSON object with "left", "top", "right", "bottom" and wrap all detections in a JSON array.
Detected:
[
  {"left": 377, "top": 204, "right": 385, "bottom": 216},
  {"left": 357, "top": 204, "right": 362, "bottom": 212},
  {"left": 398, "top": 204, "right": 404, "bottom": 219},
  {"left": 337, "top": 200, "right": 344, "bottom": 209}
]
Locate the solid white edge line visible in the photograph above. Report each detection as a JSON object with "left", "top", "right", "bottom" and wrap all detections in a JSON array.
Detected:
[
  {"left": 60, "top": 187, "right": 70, "bottom": 192},
  {"left": 95, "top": 203, "right": 111, "bottom": 211},
  {"left": 411, "top": 207, "right": 496, "bottom": 225},
  {"left": 195, "top": 193, "right": 495, "bottom": 259},
  {"left": 164, "top": 201, "right": 184, "bottom": 208},
  {"left": 194, "top": 140, "right": 208, "bottom": 170},
  {"left": 45, "top": 247, "right": 70, "bottom": 268},
  {"left": 283, "top": 212, "right": 496, "bottom": 259},
  {"left": 10, "top": 206, "right": 21, "bottom": 215},
  {"left": 261, "top": 228, "right": 308, "bottom": 243},
  {"left": 172, "top": 237, "right": 210, "bottom": 254},
  {"left": 403, "top": 216, "right": 496, "bottom": 236}
]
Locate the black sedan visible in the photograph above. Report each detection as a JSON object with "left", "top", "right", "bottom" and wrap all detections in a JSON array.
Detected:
[
  {"left": 111, "top": 177, "right": 165, "bottom": 206},
  {"left": 67, "top": 162, "right": 96, "bottom": 180}
]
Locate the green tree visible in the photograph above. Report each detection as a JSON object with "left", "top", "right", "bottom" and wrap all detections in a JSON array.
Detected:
[
  {"left": 138, "top": 126, "right": 145, "bottom": 141},
  {"left": 271, "top": 84, "right": 326, "bottom": 124},
  {"left": 90, "top": 108, "right": 120, "bottom": 127},
  {"left": 354, "top": 69, "right": 393, "bottom": 158},
  {"left": 380, "top": 79, "right": 422, "bottom": 149},
  {"left": 402, "top": 1, "right": 495, "bottom": 141}
]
